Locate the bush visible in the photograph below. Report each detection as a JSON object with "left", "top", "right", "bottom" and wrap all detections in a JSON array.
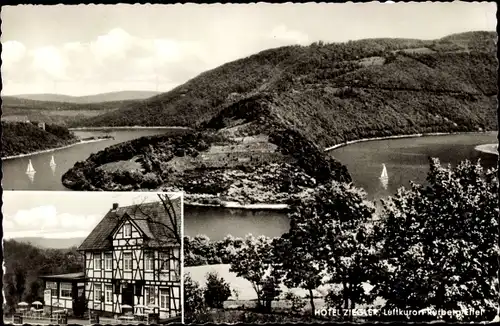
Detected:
[
  {"left": 184, "top": 274, "right": 206, "bottom": 323},
  {"left": 203, "top": 271, "right": 232, "bottom": 309},
  {"left": 141, "top": 172, "right": 161, "bottom": 189},
  {"left": 284, "top": 291, "right": 306, "bottom": 315}
]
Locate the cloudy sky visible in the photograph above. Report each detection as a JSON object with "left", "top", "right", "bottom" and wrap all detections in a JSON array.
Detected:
[
  {"left": 1, "top": 2, "right": 496, "bottom": 96},
  {"left": 2, "top": 191, "right": 182, "bottom": 239}
]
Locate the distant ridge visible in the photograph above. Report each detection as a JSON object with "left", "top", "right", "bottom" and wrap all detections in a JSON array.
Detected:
[
  {"left": 10, "top": 236, "right": 86, "bottom": 249},
  {"left": 9, "top": 90, "right": 161, "bottom": 104}
]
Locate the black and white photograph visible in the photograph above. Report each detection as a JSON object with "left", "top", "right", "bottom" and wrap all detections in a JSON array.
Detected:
[
  {"left": 2, "top": 191, "right": 183, "bottom": 325},
  {"left": 1, "top": 1, "right": 498, "bottom": 325}
]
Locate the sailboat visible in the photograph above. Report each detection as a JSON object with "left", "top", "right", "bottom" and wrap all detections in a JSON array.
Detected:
[
  {"left": 380, "top": 163, "right": 388, "bottom": 180},
  {"left": 26, "top": 159, "right": 36, "bottom": 182},
  {"left": 50, "top": 155, "right": 57, "bottom": 175},
  {"left": 380, "top": 163, "right": 389, "bottom": 190},
  {"left": 26, "top": 159, "right": 36, "bottom": 175},
  {"left": 50, "top": 155, "right": 56, "bottom": 167}
]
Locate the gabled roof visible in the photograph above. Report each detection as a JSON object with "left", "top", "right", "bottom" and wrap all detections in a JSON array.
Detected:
[{"left": 78, "top": 197, "right": 181, "bottom": 251}]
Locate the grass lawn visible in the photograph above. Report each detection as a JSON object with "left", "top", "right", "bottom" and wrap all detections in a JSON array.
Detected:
[
  {"left": 185, "top": 264, "right": 386, "bottom": 310},
  {"left": 99, "top": 156, "right": 144, "bottom": 173}
]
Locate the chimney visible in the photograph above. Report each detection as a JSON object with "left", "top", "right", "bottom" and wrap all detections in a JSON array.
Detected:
[{"left": 112, "top": 203, "right": 119, "bottom": 210}]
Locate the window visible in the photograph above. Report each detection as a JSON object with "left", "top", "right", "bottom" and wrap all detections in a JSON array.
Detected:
[
  {"left": 105, "top": 253, "right": 112, "bottom": 270},
  {"left": 105, "top": 285, "right": 113, "bottom": 303},
  {"left": 144, "top": 287, "right": 155, "bottom": 306},
  {"left": 145, "top": 252, "right": 154, "bottom": 271},
  {"left": 123, "top": 223, "right": 132, "bottom": 237},
  {"left": 60, "top": 283, "right": 72, "bottom": 298},
  {"left": 160, "top": 250, "right": 180, "bottom": 281},
  {"left": 123, "top": 253, "right": 132, "bottom": 271},
  {"left": 94, "top": 254, "right": 102, "bottom": 270},
  {"left": 160, "top": 289, "right": 169, "bottom": 310},
  {"left": 159, "top": 252, "right": 168, "bottom": 271},
  {"left": 47, "top": 281, "right": 58, "bottom": 297},
  {"left": 94, "top": 283, "right": 102, "bottom": 302},
  {"left": 171, "top": 249, "right": 180, "bottom": 282}
]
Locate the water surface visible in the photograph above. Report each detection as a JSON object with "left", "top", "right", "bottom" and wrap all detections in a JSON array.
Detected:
[{"left": 2, "top": 129, "right": 180, "bottom": 190}]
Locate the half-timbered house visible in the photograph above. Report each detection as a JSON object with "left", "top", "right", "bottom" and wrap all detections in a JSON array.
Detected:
[{"left": 78, "top": 199, "right": 181, "bottom": 320}]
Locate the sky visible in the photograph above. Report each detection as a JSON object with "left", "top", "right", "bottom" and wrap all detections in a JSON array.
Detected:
[
  {"left": 2, "top": 191, "right": 182, "bottom": 239},
  {"left": 1, "top": 2, "right": 496, "bottom": 96}
]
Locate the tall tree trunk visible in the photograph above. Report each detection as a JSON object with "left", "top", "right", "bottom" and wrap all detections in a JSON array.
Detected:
[{"left": 309, "top": 288, "right": 315, "bottom": 316}]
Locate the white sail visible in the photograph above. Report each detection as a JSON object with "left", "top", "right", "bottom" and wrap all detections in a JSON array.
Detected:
[
  {"left": 50, "top": 155, "right": 56, "bottom": 167},
  {"left": 26, "top": 159, "right": 36, "bottom": 174},
  {"left": 380, "top": 163, "right": 389, "bottom": 190},
  {"left": 380, "top": 164, "right": 388, "bottom": 179}
]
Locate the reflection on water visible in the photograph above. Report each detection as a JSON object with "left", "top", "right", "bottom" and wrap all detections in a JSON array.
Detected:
[
  {"left": 50, "top": 159, "right": 57, "bottom": 176},
  {"left": 380, "top": 176, "right": 388, "bottom": 190},
  {"left": 26, "top": 172, "right": 35, "bottom": 183}
]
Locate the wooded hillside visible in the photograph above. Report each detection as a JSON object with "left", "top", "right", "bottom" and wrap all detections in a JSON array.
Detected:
[
  {"left": 1, "top": 121, "right": 78, "bottom": 157},
  {"left": 74, "top": 31, "right": 497, "bottom": 148}
]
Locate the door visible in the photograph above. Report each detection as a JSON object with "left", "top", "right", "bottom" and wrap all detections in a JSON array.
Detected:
[
  {"left": 72, "top": 284, "right": 87, "bottom": 317},
  {"left": 122, "top": 283, "right": 134, "bottom": 308}
]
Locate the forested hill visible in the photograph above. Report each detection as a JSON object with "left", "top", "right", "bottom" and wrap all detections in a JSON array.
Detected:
[
  {"left": 1, "top": 121, "right": 78, "bottom": 158},
  {"left": 74, "top": 31, "right": 497, "bottom": 148}
]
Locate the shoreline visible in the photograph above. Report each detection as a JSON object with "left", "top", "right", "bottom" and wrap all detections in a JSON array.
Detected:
[
  {"left": 1, "top": 138, "right": 108, "bottom": 161},
  {"left": 324, "top": 130, "right": 496, "bottom": 151},
  {"left": 185, "top": 200, "right": 289, "bottom": 211},
  {"left": 69, "top": 126, "right": 191, "bottom": 131},
  {"left": 185, "top": 130, "right": 497, "bottom": 211}
]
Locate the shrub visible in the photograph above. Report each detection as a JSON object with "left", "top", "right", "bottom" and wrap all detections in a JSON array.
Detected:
[
  {"left": 284, "top": 291, "right": 306, "bottom": 315},
  {"left": 184, "top": 274, "right": 206, "bottom": 323},
  {"left": 203, "top": 271, "right": 232, "bottom": 309}
]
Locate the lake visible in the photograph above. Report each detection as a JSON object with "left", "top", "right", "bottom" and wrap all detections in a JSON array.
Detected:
[
  {"left": 1, "top": 128, "right": 183, "bottom": 191},
  {"left": 2, "top": 130, "right": 497, "bottom": 240},
  {"left": 329, "top": 132, "right": 498, "bottom": 201},
  {"left": 183, "top": 205, "right": 290, "bottom": 240},
  {"left": 186, "top": 132, "right": 498, "bottom": 240}
]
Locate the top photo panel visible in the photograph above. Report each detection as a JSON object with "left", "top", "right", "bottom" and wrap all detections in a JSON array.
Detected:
[{"left": 1, "top": 1, "right": 498, "bottom": 324}]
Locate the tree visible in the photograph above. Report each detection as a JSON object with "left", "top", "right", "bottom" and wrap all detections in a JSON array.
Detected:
[
  {"left": 273, "top": 232, "right": 325, "bottom": 315},
  {"left": 282, "top": 181, "right": 379, "bottom": 319},
  {"left": 229, "top": 235, "right": 283, "bottom": 311},
  {"left": 203, "top": 271, "right": 231, "bottom": 308},
  {"left": 184, "top": 273, "right": 206, "bottom": 323},
  {"left": 2, "top": 240, "right": 83, "bottom": 316},
  {"left": 374, "top": 158, "right": 499, "bottom": 322}
]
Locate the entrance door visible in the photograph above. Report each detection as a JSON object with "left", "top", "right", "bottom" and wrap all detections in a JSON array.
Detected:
[
  {"left": 72, "top": 285, "right": 86, "bottom": 317},
  {"left": 122, "top": 283, "right": 134, "bottom": 307}
]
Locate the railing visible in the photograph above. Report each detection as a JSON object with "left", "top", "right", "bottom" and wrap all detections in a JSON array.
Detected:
[{"left": 9, "top": 313, "right": 67, "bottom": 325}]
